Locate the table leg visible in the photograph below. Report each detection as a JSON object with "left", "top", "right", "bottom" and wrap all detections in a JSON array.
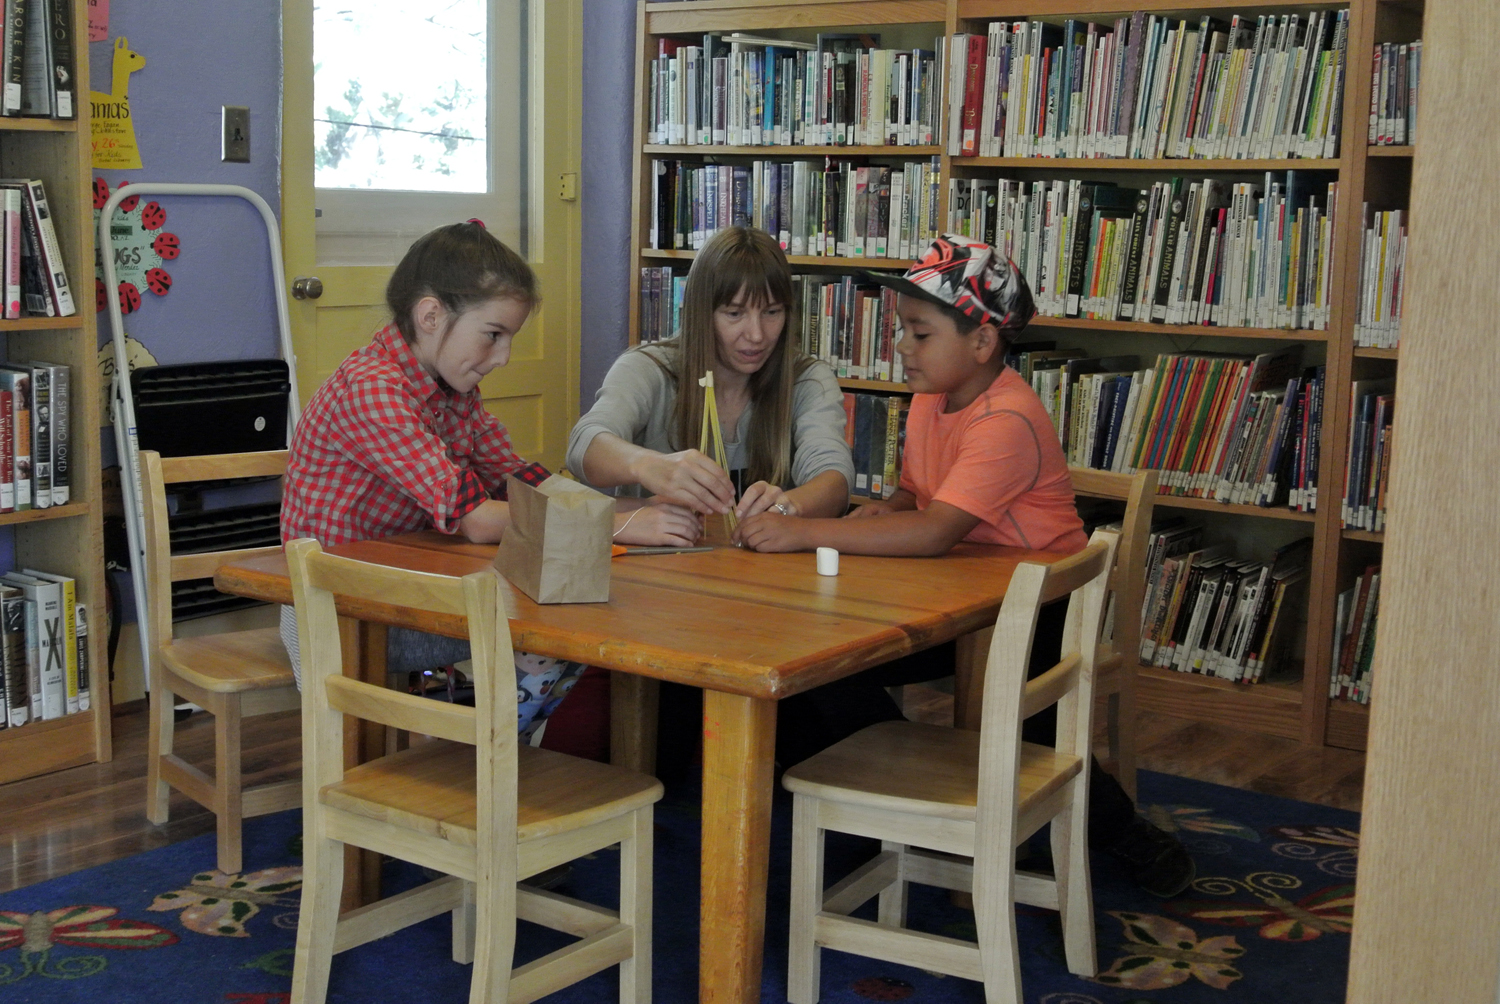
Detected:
[
  {"left": 953, "top": 625, "right": 994, "bottom": 731},
  {"left": 699, "top": 690, "right": 776, "bottom": 1004},
  {"left": 610, "top": 672, "right": 659, "bottom": 775}
]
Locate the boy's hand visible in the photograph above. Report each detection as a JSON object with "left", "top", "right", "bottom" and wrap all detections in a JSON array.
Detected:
[
  {"left": 845, "top": 501, "right": 897, "bottom": 518},
  {"left": 735, "top": 480, "right": 797, "bottom": 521},
  {"left": 613, "top": 502, "right": 702, "bottom": 547},
  {"left": 634, "top": 449, "right": 736, "bottom": 515},
  {"left": 737, "top": 511, "right": 809, "bottom": 553}
]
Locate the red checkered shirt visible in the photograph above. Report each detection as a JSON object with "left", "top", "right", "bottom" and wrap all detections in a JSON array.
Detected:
[{"left": 282, "top": 323, "right": 549, "bottom": 547}]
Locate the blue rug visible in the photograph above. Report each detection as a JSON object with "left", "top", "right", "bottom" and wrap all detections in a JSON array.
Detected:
[{"left": 0, "top": 770, "right": 1357, "bottom": 1003}]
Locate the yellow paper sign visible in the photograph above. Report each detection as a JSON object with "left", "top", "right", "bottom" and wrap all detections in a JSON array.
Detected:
[{"left": 91, "top": 38, "right": 145, "bottom": 170}]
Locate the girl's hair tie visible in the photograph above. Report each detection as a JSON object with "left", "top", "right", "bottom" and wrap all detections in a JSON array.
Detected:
[{"left": 466, "top": 218, "right": 486, "bottom": 228}]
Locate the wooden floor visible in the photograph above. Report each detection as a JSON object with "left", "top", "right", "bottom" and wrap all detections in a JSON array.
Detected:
[{"left": 0, "top": 692, "right": 1365, "bottom": 895}]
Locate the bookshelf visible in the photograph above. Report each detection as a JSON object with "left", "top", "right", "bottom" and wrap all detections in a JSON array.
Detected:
[
  {"left": 0, "top": 0, "right": 110, "bottom": 784},
  {"left": 629, "top": 0, "right": 1419, "bottom": 751}
]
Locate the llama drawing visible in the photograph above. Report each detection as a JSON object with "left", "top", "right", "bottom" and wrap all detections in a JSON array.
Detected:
[{"left": 90, "top": 37, "right": 146, "bottom": 169}]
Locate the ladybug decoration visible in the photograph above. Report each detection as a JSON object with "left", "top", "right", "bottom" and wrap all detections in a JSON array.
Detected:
[
  {"left": 93, "top": 178, "right": 183, "bottom": 314},
  {"left": 145, "top": 268, "right": 171, "bottom": 295}
]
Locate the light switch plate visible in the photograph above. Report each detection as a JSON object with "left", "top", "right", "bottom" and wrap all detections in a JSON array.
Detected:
[{"left": 222, "top": 106, "right": 250, "bottom": 163}]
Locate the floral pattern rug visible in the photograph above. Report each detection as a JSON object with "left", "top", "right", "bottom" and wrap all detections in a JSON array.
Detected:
[{"left": 0, "top": 770, "right": 1358, "bottom": 1003}]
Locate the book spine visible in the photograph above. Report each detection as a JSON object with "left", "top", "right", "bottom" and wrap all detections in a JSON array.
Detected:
[
  {"left": 0, "top": 386, "right": 10, "bottom": 512},
  {"left": 27, "top": 362, "right": 46, "bottom": 507},
  {"left": 26, "top": 180, "right": 72, "bottom": 315},
  {"left": 2, "top": 0, "right": 23, "bottom": 115},
  {"left": 58, "top": 575, "right": 74, "bottom": 712},
  {"left": 8, "top": 371, "right": 28, "bottom": 509},
  {"left": 2, "top": 594, "right": 24, "bottom": 725},
  {"left": 19, "top": 0, "right": 46, "bottom": 116},
  {"left": 74, "top": 601, "right": 86, "bottom": 711},
  {"left": 48, "top": 361, "right": 64, "bottom": 504},
  {"left": 2, "top": 184, "right": 14, "bottom": 318}
]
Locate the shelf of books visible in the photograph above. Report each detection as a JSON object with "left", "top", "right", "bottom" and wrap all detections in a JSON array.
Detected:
[
  {"left": 630, "top": 0, "right": 1421, "bottom": 751},
  {"left": 0, "top": 0, "right": 109, "bottom": 785}
]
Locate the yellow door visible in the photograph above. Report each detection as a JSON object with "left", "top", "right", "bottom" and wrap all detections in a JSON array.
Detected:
[{"left": 281, "top": 0, "right": 580, "bottom": 471}]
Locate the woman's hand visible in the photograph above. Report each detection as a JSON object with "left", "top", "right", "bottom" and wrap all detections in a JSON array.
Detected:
[
  {"left": 737, "top": 511, "right": 810, "bottom": 553},
  {"left": 735, "top": 480, "right": 797, "bottom": 522},
  {"left": 633, "top": 449, "right": 736, "bottom": 515},
  {"left": 613, "top": 502, "right": 702, "bottom": 547}
]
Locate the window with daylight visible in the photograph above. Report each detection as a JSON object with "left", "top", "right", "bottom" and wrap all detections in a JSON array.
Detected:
[{"left": 313, "top": 0, "right": 530, "bottom": 264}]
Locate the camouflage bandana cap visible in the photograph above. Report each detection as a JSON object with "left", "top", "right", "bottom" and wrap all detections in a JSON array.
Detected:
[{"left": 864, "top": 233, "right": 1036, "bottom": 332}]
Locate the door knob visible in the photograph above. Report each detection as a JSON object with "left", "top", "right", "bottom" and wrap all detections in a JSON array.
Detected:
[{"left": 292, "top": 276, "right": 324, "bottom": 300}]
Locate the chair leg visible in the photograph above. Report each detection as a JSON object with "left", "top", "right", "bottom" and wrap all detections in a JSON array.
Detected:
[
  {"left": 787, "top": 794, "right": 824, "bottom": 1004},
  {"left": 288, "top": 830, "right": 345, "bottom": 1004},
  {"left": 876, "top": 841, "right": 907, "bottom": 928},
  {"left": 452, "top": 880, "right": 477, "bottom": 965},
  {"left": 1116, "top": 674, "right": 1138, "bottom": 802},
  {"left": 973, "top": 839, "right": 1022, "bottom": 1003},
  {"left": 469, "top": 829, "right": 517, "bottom": 1003},
  {"left": 144, "top": 670, "right": 175, "bottom": 825},
  {"left": 213, "top": 694, "right": 245, "bottom": 875},
  {"left": 1051, "top": 778, "right": 1097, "bottom": 978},
  {"left": 618, "top": 806, "right": 653, "bottom": 1004}
]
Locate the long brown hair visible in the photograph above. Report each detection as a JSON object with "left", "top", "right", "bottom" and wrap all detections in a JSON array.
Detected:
[{"left": 647, "top": 227, "right": 809, "bottom": 488}]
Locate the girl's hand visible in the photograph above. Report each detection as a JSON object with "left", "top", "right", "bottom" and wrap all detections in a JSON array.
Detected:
[
  {"left": 737, "top": 511, "right": 809, "bottom": 553},
  {"left": 634, "top": 449, "right": 736, "bottom": 515},
  {"left": 613, "top": 502, "right": 702, "bottom": 547},
  {"left": 845, "top": 500, "right": 897, "bottom": 518},
  {"left": 735, "top": 480, "right": 797, "bottom": 522}
]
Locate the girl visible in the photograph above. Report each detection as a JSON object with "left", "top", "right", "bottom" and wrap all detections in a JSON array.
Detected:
[
  {"left": 280, "top": 221, "right": 696, "bottom": 737},
  {"left": 567, "top": 226, "right": 853, "bottom": 532}
]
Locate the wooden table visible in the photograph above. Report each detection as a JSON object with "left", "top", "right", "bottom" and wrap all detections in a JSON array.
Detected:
[{"left": 215, "top": 531, "right": 1059, "bottom": 1004}]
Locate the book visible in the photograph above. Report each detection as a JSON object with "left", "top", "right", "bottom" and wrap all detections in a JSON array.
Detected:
[
  {"left": 0, "top": 365, "right": 29, "bottom": 509},
  {"left": 2, "top": 0, "right": 24, "bottom": 115},
  {"left": 15, "top": 361, "right": 47, "bottom": 508},
  {"left": 0, "top": 584, "right": 24, "bottom": 726},
  {"left": 73, "top": 601, "right": 87, "bottom": 711},
  {"left": 18, "top": 0, "right": 46, "bottom": 116},
  {"left": 43, "top": 0, "right": 69, "bottom": 118},
  {"left": 1, "top": 185, "right": 15, "bottom": 317},
  {"left": 2, "top": 572, "right": 59, "bottom": 718},
  {"left": 15, "top": 178, "right": 71, "bottom": 314},
  {"left": 23, "top": 568, "right": 73, "bottom": 712}
]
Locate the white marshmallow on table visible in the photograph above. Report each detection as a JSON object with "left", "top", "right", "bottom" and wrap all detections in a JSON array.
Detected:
[{"left": 816, "top": 547, "right": 839, "bottom": 576}]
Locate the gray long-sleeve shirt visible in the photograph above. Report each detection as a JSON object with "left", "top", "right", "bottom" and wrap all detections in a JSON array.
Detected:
[{"left": 566, "top": 344, "right": 854, "bottom": 496}]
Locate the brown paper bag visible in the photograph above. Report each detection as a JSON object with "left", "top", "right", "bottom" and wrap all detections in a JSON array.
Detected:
[{"left": 493, "top": 474, "right": 614, "bottom": 603}]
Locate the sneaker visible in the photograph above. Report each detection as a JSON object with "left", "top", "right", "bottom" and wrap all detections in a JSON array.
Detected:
[{"left": 1107, "top": 817, "right": 1195, "bottom": 898}]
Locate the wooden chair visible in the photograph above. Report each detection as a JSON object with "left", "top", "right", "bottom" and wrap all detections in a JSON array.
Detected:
[
  {"left": 1068, "top": 467, "right": 1158, "bottom": 801},
  {"left": 951, "top": 469, "right": 1154, "bottom": 800},
  {"left": 782, "top": 530, "right": 1118, "bottom": 1004},
  {"left": 142, "top": 449, "right": 301, "bottom": 875},
  {"left": 285, "top": 538, "right": 662, "bottom": 1004}
]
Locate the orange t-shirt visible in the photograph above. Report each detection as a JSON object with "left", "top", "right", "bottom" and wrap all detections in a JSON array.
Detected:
[{"left": 899, "top": 367, "right": 1087, "bottom": 553}]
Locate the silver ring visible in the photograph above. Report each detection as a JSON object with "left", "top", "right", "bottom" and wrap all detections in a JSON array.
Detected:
[{"left": 772, "top": 502, "right": 792, "bottom": 516}]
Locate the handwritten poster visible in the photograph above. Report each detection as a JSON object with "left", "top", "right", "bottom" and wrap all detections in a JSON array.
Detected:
[
  {"left": 88, "top": 0, "right": 109, "bottom": 42},
  {"left": 90, "top": 38, "right": 145, "bottom": 169}
]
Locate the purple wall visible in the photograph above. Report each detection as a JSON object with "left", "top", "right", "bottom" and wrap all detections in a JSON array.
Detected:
[
  {"left": 580, "top": 0, "right": 638, "bottom": 409},
  {"left": 90, "top": 2, "right": 283, "bottom": 383}
]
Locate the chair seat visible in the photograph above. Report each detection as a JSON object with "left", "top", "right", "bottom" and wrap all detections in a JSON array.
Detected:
[
  {"left": 160, "top": 627, "right": 296, "bottom": 693},
  {"left": 321, "top": 740, "right": 664, "bottom": 847},
  {"left": 782, "top": 720, "right": 1082, "bottom": 822}
]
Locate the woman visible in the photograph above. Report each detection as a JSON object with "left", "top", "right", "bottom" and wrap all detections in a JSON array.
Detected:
[{"left": 567, "top": 226, "right": 852, "bottom": 529}]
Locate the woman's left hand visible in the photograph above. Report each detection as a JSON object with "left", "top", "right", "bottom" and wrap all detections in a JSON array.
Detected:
[
  {"left": 735, "top": 480, "right": 798, "bottom": 521},
  {"left": 736, "top": 510, "right": 809, "bottom": 552}
]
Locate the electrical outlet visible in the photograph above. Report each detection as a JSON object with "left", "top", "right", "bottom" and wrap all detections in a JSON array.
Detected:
[{"left": 222, "top": 106, "right": 250, "bottom": 163}]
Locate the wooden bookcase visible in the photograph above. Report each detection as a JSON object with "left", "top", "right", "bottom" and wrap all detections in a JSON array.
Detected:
[
  {"left": 628, "top": 0, "right": 1418, "bottom": 750},
  {"left": 0, "top": 0, "right": 110, "bottom": 783}
]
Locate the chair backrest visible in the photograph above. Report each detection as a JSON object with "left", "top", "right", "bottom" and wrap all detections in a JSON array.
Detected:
[
  {"left": 974, "top": 529, "right": 1118, "bottom": 819},
  {"left": 284, "top": 538, "right": 520, "bottom": 855},
  {"left": 139, "top": 449, "right": 289, "bottom": 650},
  {"left": 1067, "top": 467, "right": 1158, "bottom": 662}
]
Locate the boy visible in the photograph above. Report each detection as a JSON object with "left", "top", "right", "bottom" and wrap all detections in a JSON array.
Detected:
[{"left": 739, "top": 234, "right": 1194, "bottom": 898}]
